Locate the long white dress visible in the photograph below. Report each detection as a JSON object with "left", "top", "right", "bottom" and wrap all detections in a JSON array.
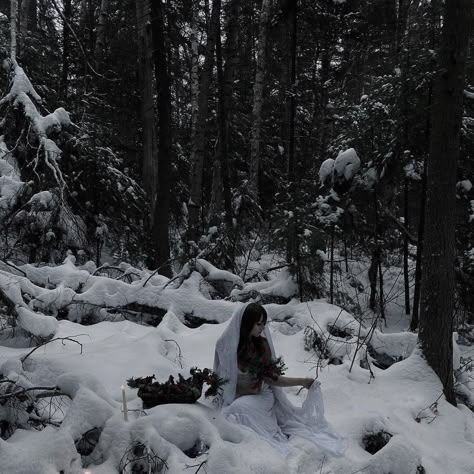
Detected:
[{"left": 213, "top": 304, "right": 347, "bottom": 457}]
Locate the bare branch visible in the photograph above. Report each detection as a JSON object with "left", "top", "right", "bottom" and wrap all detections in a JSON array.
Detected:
[
  {"left": 21, "top": 336, "right": 84, "bottom": 364},
  {"left": 0, "top": 385, "right": 62, "bottom": 401}
]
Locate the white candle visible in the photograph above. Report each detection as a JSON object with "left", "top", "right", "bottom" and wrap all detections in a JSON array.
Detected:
[{"left": 121, "top": 385, "right": 128, "bottom": 421}]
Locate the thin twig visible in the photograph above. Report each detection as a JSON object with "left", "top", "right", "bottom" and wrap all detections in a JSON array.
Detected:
[
  {"left": 142, "top": 258, "right": 174, "bottom": 287},
  {"left": 164, "top": 339, "right": 183, "bottom": 369},
  {"left": 21, "top": 336, "right": 84, "bottom": 363},
  {"left": 0, "top": 385, "right": 61, "bottom": 400}
]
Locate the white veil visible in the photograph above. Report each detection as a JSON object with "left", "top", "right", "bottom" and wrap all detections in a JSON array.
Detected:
[{"left": 213, "top": 303, "right": 347, "bottom": 457}]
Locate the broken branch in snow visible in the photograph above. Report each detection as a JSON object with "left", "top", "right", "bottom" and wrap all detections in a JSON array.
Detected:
[
  {"left": 164, "top": 339, "right": 183, "bottom": 369},
  {"left": 21, "top": 336, "right": 84, "bottom": 364},
  {"left": 0, "top": 385, "right": 68, "bottom": 402},
  {"left": 142, "top": 258, "right": 174, "bottom": 287},
  {"left": 415, "top": 391, "right": 444, "bottom": 424}
]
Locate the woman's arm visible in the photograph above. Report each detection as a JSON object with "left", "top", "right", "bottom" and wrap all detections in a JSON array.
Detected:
[
  {"left": 266, "top": 376, "right": 316, "bottom": 389},
  {"left": 260, "top": 339, "right": 316, "bottom": 389}
]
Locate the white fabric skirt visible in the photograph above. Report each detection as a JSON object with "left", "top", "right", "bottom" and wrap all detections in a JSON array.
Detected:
[
  {"left": 222, "top": 384, "right": 347, "bottom": 456},
  {"left": 223, "top": 386, "right": 289, "bottom": 448}
]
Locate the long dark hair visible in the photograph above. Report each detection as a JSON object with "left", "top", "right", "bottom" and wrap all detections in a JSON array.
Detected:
[{"left": 237, "top": 303, "right": 267, "bottom": 366}]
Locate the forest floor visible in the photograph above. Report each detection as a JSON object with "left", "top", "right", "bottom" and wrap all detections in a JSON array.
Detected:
[{"left": 0, "top": 254, "right": 473, "bottom": 473}]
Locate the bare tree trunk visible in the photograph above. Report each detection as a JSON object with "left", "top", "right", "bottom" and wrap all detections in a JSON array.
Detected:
[
  {"left": 150, "top": 0, "right": 172, "bottom": 277},
  {"left": 94, "top": 0, "right": 109, "bottom": 68},
  {"left": 79, "top": 0, "right": 90, "bottom": 37},
  {"left": 208, "top": 20, "right": 225, "bottom": 224},
  {"left": 136, "top": 0, "right": 158, "bottom": 215},
  {"left": 190, "top": 0, "right": 200, "bottom": 142},
  {"left": 60, "top": 0, "right": 71, "bottom": 101},
  {"left": 378, "top": 259, "right": 386, "bottom": 324},
  {"left": 419, "top": 0, "right": 472, "bottom": 406},
  {"left": 248, "top": 0, "right": 271, "bottom": 199},
  {"left": 209, "top": 0, "right": 241, "bottom": 228},
  {"left": 412, "top": 0, "right": 440, "bottom": 332},
  {"left": 403, "top": 178, "right": 411, "bottom": 316},
  {"left": 394, "top": 0, "right": 412, "bottom": 317},
  {"left": 282, "top": 0, "right": 298, "bottom": 265},
  {"left": 10, "top": 0, "right": 17, "bottom": 61},
  {"left": 411, "top": 152, "right": 427, "bottom": 331},
  {"left": 187, "top": 0, "right": 221, "bottom": 242},
  {"left": 19, "top": 0, "right": 36, "bottom": 37},
  {"left": 369, "top": 190, "right": 381, "bottom": 311},
  {"left": 368, "top": 246, "right": 380, "bottom": 311}
]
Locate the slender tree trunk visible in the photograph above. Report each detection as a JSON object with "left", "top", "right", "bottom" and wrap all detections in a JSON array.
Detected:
[
  {"left": 19, "top": 0, "right": 36, "bottom": 37},
  {"left": 136, "top": 0, "right": 158, "bottom": 215},
  {"left": 378, "top": 259, "right": 386, "bottom": 324},
  {"left": 419, "top": 0, "right": 472, "bottom": 406},
  {"left": 395, "top": 0, "right": 412, "bottom": 317},
  {"left": 284, "top": 0, "right": 298, "bottom": 265},
  {"left": 412, "top": 0, "right": 441, "bottom": 331},
  {"left": 209, "top": 0, "right": 241, "bottom": 228},
  {"left": 150, "top": 0, "right": 172, "bottom": 277},
  {"left": 209, "top": 17, "right": 225, "bottom": 225},
  {"left": 403, "top": 178, "right": 411, "bottom": 316},
  {"left": 190, "top": 0, "right": 200, "bottom": 142},
  {"left": 411, "top": 154, "right": 427, "bottom": 330},
  {"left": 369, "top": 190, "right": 381, "bottom": 311},
  {"left": 248, "top": 0, "right": 271, "bottom": 199},
  {"left": 94, "top": 0, "right": 109, "bottom": 69},
  {"left": 188, "top": 0, "right": 221, "bottom": 242},
  {"left": 60, "top": 0, "right": 71, "bottom": 101},
  {"left": 368, "top": 246, "right": 380, "bottom": 311},
  {"left": 10, "top": 0, "right": 17, "bottom": 61},
  {"left": 79, "top": 0, "right": 89, "bottom": 36}
]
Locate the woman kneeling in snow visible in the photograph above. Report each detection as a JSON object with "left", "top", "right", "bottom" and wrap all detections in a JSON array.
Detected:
[{"left": 213, "top": 303, "right": 346, "bottom": 456}]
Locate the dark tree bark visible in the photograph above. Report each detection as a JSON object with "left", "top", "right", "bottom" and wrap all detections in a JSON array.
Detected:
[
  {"left": 209, "top": 0, "right": 241, "bottom": 229},
  {"left": 419, "top": 0, "right": 472, "bottom": 405},
  {"left": 136, "top": 0, "right": 158, "bottom": 214},
  {"left": 60, "top": 0, "right": 71, "bottom": 101},
  {"left": 281, "top": 0, "right": 298, "bottom": 266},
  {"left": 19, "top": 0, "right": 37, "bottom": 36},
  {"left": 188, "top": 0, "right": 221, "bottom": 242},
  {"left": 249, "top": 0, "right": 271, "bottom": 199},
  {"left": 412, "top": 0, "right": 441, "bottom": 331},
  {"left": 94, "top": 0, "right": 109, "bottom": 69},
  {"left": 150, "top": 0, "right": 172, "bottom": 277},
  {"left": 411, "top": 162, "right": 427, "bottom": 331},
  {"left": 403, "top": 178, "right": 410, "bottom": 316}
]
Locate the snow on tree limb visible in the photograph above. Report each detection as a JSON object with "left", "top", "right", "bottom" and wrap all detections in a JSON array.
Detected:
[
  {"left": 318, "top": 148, "right": 361, "bottom": 187},
  {"left": 0, "top": 61, "right": 42, "bottom": 107}
]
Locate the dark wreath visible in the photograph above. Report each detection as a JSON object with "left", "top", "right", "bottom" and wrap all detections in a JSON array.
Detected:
[{"left": 127, "top": 368, "right": 226, "bottom": 409}]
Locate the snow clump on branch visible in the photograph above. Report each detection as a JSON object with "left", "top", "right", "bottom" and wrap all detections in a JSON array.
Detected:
[{"left": 319, "top": 148, "right": 361, "bottom": 187}]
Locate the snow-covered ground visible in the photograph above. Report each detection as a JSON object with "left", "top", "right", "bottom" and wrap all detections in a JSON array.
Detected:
[{"left": 0, "top": 257, "right": 473, "bottom": 473}]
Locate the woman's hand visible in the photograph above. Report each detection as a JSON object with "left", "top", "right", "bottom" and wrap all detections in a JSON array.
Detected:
[{"left": 301, "top": 378, "right": 320, "bottom": 389}]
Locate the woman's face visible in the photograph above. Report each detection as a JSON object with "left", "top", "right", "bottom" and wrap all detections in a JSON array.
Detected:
[{"left": 250, "top": 316, "right": 265, "bottom": 337}]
